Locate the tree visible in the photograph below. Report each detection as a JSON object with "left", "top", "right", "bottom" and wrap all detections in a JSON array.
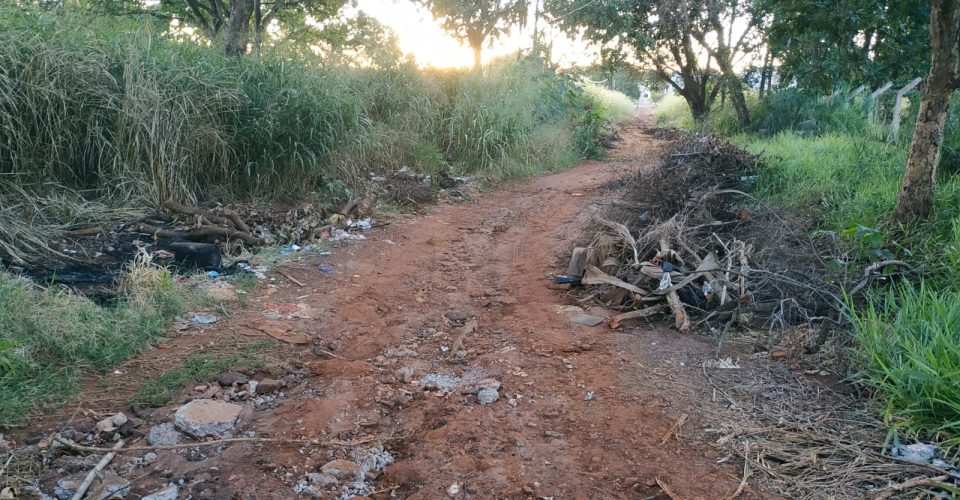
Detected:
[
  {"left": 415, "top": 0, "right": 528, "bottom": 70},
  {"left": 547, "top": 0, "right": 759, "bottom": 125},
  {"left": 758, "top": 0, "right": 930, "bottom": 91},
  {"left": 147, "top": 0, "right": 347, "bottom": 56},
  {"left": 892, "top": 0, "right": 959, "bottom": 224}
]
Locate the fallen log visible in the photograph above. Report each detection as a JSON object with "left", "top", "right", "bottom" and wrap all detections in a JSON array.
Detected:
[
  {"left": 163, "top": 200, "right": 252, "bottom": 234},
  {"left": 610, "top": 304, "right": 666, "bottom": 329},
  {"left": 138, "top": 223, "right": 264, "bottom": 246}
]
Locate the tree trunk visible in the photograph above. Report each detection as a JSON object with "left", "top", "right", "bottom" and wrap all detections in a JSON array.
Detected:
[
  {"left": 471, "top": 43, "right": 482, "bottom": 71},
  {"left": 726, "top": 76, "right": 750, "bottom": 127},
  {"left": 224, "top": 0, "right": 254, "bottom": 57},
  {"left": 683, "top": 89, "right": 709, "bottom": 122},
  {"left": 892, "top": 0, "right": 960, "bottom": 224}
]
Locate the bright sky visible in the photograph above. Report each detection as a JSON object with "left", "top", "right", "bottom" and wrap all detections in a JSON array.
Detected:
[{"left": 355, "top": 0, "right": 598, "bottom": 68}]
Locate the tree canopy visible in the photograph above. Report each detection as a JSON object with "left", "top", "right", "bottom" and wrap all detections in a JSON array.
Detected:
[
  {"left": 415, "top": 0, "right": 528, "bottom": 69},
  {"left": 759, "top": 0, "right": 931, "bottom": 91}
]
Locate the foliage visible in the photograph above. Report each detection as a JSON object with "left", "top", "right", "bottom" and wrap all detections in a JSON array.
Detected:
[
  {"left": 0, "top": 5, "right": 622, "bottom": 210},
  {"left": 547, "top": 0, "right": 760, "bottom": 123},
  {"left": 758, "top": 0, "right": 930, "bottom": 92},
  {"left": 583, "top": 82, "right": 637, "bottom": 123},
  {"left": 849, "top": 283, "right": 960, "bottom": 448}
]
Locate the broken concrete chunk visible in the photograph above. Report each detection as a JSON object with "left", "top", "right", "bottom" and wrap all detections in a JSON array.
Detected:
[
  {"left": 174, "top": 399, "right": 243, "bottom": 438},
  {"left": 147, "top": 422, "right": 181, "bottom": 446},
  {"left": 141, "top": 485, "right": 178, "bottom": 500}
]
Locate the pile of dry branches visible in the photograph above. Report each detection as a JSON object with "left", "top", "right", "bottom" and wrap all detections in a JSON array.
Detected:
[{"left": 574, "top": 133, "right": 883, "bottom": 338}]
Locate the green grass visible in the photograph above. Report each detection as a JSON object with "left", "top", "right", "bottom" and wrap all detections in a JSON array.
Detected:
[
  {"left": 0, "top": 267, "right": 194, "bottom": 425},
  {"left": 850, "top": 284, "right": 960, "bottom": 447},
  {"left": 583, "top": 82, "right": 637, "bottom": 124},
  {"left": 132, "top": 340, "right": 274, "bottom": 407}
]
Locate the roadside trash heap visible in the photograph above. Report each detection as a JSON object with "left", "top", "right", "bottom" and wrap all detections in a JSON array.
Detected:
[{"left": 559, "top": 133, "right": 885, "bottom": 334}]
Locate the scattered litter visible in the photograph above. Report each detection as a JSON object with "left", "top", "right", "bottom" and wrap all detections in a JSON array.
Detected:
[
  {"left": 349, "top": 218, "right": 372, "bottom": 230},
  {"left": 320, "top": 265, "right": 334, "bottom": 275},
  {"left": 207, "top": 270, "right": 219, "bottom": 278},
  {"left": 890, "top": 443, "right": 937, "bottom": 463},
  {"left": 330, "top": 228, "right": 366, "bottom": 241},
  {"left": 190, "top": 314, "right": 218, "bottom": 325},
  {"left": 584, "top": 391, "right": 594, "bottom": 401},
  {"left": 281, "top": 244, "right": 302, "bottom": 254}
]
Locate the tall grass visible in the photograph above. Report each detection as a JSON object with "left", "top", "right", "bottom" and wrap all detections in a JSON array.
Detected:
[
  {"left": 850, "top": 284, "right": 960, "bottom": 447},
  {"left": 0, "top": 5, "right": 625, "bottom": 210}
]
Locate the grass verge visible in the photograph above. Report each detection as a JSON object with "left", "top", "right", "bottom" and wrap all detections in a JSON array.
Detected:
[{"left": 0, "top": 260, "right": 195, "bottom": 426}]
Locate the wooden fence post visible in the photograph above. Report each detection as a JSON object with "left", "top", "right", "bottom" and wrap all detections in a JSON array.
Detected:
[{"left": 889, "top": 77, "right": 923, "bottom": 143}]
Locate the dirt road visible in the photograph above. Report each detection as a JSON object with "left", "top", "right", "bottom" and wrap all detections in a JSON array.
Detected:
[{"left": 26, "top": 115, "right": 761, "bottom": 499}]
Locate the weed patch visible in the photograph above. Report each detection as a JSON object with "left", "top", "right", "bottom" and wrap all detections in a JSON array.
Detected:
[{"left": 0, "top": 263, "right": 195, "bottom": 426}]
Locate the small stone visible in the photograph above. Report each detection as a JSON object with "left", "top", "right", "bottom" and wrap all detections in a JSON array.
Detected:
[
  {"left": 142, "top": 452, "right": 159, "bottom": 465},
  {"left": 306, "top": 472, "right": 338, "bottom": 487},
  {"left": 218, "top": 371, "right": 248, "bottom": 387},
  {"left": 443, "top": 310, "right": 469, "bottom": 324},
  {"left": 422, "top": 380, "right": 439, "bottom": 392},
  {"left": 174, "top": 399, "right": 243, "bottom": 438},
  {"left": 293, "top": 483, "right": 321, "bottom": 498},
  {"left": 320, "top": 459, "right": 361, "bottom": 479},
  {"left": 477, "top": 387, "right": 499, "bottom": 405},
  {"left": 396, "top": 366, "right": 415, "bottom": 383},
  {"left": 95, "top": 412, "right": 128, "bottom": 433},
  {"left": 142, "top": 485, "right": 179, "bottom": 500},
  {"left": 447, "top": 483, "right": 461, "bottom": 497},
  {"left": 573, "top": 314, "right": 605, "bottom": 327},
  {"left": 194, "top": 384, "right": 209, "bottom": 392},
  {"left": 256, "top": 378, "right": 283, "bottom": 395},
  {"left": 147, "top": 423, "right": 181, "bottom": 446}
]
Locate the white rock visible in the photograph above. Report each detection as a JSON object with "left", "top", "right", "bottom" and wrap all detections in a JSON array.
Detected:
[{"left": 447, "top": 483, "right": 461, "bottom": 497}]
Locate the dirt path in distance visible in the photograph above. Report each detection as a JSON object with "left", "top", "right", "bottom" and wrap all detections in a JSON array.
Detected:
[{"left": 23, "top": 112, "right": 766, "bottom": 499}]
